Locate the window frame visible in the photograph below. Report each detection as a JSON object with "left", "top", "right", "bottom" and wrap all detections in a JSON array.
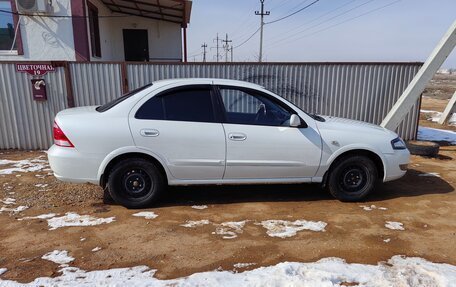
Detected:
[
  {"left": 0, "top": 0, "right": 23, "bottom": 54},
  {"left": 87, "top": 1, "right": 101, "bottom": 58},
  {"left": 135, "top": 84, "right": 222, "bottom": 124},
  {"left": 214, "top": 85, "right": 306, "bottom": 128}
]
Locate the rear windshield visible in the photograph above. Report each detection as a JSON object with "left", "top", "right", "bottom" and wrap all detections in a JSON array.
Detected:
[{"left": 96, "top": 84, "right": 152, "bottom": 112}]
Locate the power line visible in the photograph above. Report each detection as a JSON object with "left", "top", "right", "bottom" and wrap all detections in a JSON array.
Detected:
[
  {"left": 266, "top": 0, "right": 377, "bottom": 48},
  {"left": 265, "top": 0, "right": 320, "bottom": 25},
  {"left": 302, "top": 0, "right": 402, "bottom": 38},
  {"left": 265, "top": 0, "right": 358, "bottom": 44},
  {"left": 234, "top": 27, "right": 261, "bottom": 49},
  {"left": 269, "top": 0, "right": 293, "bottom": 10},
  {"left": 269, "top": 0, "right": 402, "bottom": 49}
]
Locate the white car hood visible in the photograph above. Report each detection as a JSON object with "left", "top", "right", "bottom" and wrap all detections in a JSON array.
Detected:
[{"left": 316, "top": 115, "right": 395, "bottom": 136}]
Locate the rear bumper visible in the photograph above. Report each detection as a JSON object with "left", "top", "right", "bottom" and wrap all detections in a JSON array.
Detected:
[
  {"left": 47, "top": 145, "right": 101, "bottom": 184},
  {"left": 383, "top": 149, "right": 410, "bottom": 182}
]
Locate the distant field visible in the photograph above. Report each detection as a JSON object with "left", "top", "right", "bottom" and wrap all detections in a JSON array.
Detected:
[{"left": 422, "top": 74, "right": 456, "bottom": 100}]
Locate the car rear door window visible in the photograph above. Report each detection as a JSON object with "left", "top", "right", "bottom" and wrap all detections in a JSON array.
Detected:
[{"left": 136, "top": 87, "right": 216, "bottom": 123}]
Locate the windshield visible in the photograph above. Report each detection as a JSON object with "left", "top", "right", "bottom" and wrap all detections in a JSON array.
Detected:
[{"left": 96, "top": 84, "right": 153, "bottom": 112}]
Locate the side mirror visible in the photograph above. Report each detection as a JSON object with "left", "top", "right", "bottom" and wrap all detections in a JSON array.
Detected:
[{"left": 289, "top": 114, "right": 301, "bottom": 127}]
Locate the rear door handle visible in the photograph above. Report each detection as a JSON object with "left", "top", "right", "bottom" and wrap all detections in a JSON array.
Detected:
[
  {"left": 140, "top": 129, "right": 159, "bottom": 137},
  {"left": 228, "top": 133, "right": 247, "bottom": 141}
]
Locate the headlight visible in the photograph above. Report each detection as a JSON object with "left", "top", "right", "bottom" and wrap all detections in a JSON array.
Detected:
[{"left": 391, "top": 137, "right": 406, "bottom": 150}]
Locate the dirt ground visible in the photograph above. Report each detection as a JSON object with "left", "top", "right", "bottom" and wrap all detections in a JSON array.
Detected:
[{"left": 1, "top": 75, "right": 456, "bottom": 284}]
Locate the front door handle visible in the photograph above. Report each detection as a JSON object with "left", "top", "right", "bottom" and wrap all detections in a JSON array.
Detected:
[
  {"left": 228, "top": 133, "right": 247, "bottom": 141},
  {"left": 140, "top": 129, "right": 159, "bottom": 137}
]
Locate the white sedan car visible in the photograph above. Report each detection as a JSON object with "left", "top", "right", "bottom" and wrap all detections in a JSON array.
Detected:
[{"left": 48, "top": 78, "right": 409, "bottom": 208}]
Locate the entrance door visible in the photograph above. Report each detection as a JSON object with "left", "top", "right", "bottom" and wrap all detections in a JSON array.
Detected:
[{"left": 123, "top": 29, "right": 149, "bottom": 61}]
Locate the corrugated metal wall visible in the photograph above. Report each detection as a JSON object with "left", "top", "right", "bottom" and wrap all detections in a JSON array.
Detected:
[
  {"left": 127, "top": 63, "right": 421, "bottom": 139},
  {"left": 0, "top": 62, "right": 421, "bottom": 149},
  {"left": 70, "top": 63, "right": 123, "bottom": 106},
  {"left": 0, "top": 63, "right": 67, "bottom": 149}
]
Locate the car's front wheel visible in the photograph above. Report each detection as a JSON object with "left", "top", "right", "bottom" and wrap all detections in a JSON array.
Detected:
[
  {"left": 107, "top": 158, "right": 165, "bottom": 208},
  {"left": 327, "top": 155, "right": 378, "bottom": 202}
]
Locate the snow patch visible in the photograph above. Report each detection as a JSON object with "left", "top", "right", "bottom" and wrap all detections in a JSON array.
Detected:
[
  {"left": 92, "top": 247, "right": 101, "bottom": 252},
  {"left": 47, "top": 212, "right": 115, "bottom": 230},
  {"left": 0, "top": 268, "right": 6, "bottom": 276},
  {"left": 0, "top": 198, "right": 15, "bottom": 205},
  {"left": 132, "top": 211, "right": 158, "bottom": 220},
  {"left": 41, "top": 250, "right": 74, "bottom": 266},
  {"left": 385, "top": 221, "right": 405, "bottom": 231},
  {"left": 360, "top": 205, "right": 388, "bottom": 211},
  {"left": 383, "top": 238, "right": 391, "bottom": 243},
  {"left": 258, "top": 220, "right": 327, "bottom": 238},
  {"left": 1, "top": 256, "right": 455, "bottom": 286},
  {"left": 0, "top": 157, "right": 49, "bottom": 175},
  {"left": 180, "top": 220, "right": 210, "bottom": 228},
  {"left": 233, "top": 263, "right": 256, "bottom": 269},
  {"left": 0, "top": 205, "right": 29, "bottom": 214},
  {"left": 417, "top": 126, "right": 456, "bottom": 144},
  {"left": 212, "top": 221, "right": 247, "bottom": 239},
  {"left": 421, "top": 110, "right": 456, "bottom": 126},
  {"left": 18, "top": 213, "right": 58, "bottom": 221},
  {"left": 191, "top": 205, "right": 208, "bottom": 210}
]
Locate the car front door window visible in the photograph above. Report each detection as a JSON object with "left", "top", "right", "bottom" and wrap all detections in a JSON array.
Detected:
[{"left": 219, "top": 88, "right": 291, "bottom": 126}]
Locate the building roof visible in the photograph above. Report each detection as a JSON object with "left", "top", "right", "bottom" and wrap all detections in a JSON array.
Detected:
[{"left": 100, "top": 0, "right": 192, "bottom": 27}]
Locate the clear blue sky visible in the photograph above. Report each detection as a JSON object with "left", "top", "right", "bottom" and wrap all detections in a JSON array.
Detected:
[{"left": 187, "top": 0, "right": 456, "bottom": 68}]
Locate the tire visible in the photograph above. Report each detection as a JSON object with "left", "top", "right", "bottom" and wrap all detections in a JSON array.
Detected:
[
  {"left": 103, "top": 187, "right": 114, "bottom": 204},
  {"left": 406, "top": 140, "right": 439, "bottom": 157},
  {"left": 107, "top": 158, "right": 165, "bottom": 209},
  {"left": 327, "top": 155, "right": 378, "bottom": 202}
]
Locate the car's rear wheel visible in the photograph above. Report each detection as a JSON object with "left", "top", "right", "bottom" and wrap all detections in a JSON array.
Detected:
[
  {"left": 107, "top": 158, "right": 165, "bottom": 208},
  {"left": 327, "top": 155, "right": 378, "bottom": 202}
]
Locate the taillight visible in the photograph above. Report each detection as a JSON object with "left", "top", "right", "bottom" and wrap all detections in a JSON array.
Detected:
[{"left": 53, "top": 121, "right": 74, "bottom": 147}]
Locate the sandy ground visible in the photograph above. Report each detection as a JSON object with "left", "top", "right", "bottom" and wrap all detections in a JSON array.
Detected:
[
  {"left": 0, "top": 147, "right": 455, "bottom": 284},
  {"left": 0, "top": 74, "right": 455, "bottom": 284}
]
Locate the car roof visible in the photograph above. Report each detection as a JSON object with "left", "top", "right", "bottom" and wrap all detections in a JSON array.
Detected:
[{"left": 151, "top": 78, "right": 265, "bottom": 89}]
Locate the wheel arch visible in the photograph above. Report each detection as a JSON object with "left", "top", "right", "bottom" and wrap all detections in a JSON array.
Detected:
[
  {"left": 322, "top": 148, "right": 386, "bottom": 186},
  {"left": 98, "top": 148, "right": 169, "bottom": 188}
]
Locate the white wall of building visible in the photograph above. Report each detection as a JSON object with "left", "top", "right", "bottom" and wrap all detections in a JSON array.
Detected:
[
  {"left": 0, "top": 0, "right": 76, "bottom": 61},
  {"left": 0, "top": 0, "right": 183, "bottom": 62},
  {"left": 88, "top": 0, "right": 182, "bottom": 62}
]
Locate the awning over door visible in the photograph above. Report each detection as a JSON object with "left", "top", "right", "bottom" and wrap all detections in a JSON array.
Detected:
[{"left": 100, "top": 0, "right": 192, "bottom": 26}]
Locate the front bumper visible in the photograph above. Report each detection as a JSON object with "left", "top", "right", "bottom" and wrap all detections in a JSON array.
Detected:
[{"left": 383, "top": 148, "right": 410, "bottom": 182}]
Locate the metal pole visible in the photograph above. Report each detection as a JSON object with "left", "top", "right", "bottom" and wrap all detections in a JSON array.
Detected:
[
  {"left": 216, "top": 33, "right": 220, "bottom": 62},
  {"left": 438, "top": 90, "right": 456, "bottom": 125},
  {"left": 222, "top": 33, "right": 232, "bottom": 63},
  {"left": 381, "top": 20, "right": 456, "bottom": 130},
  {"left": 255, "top": 0, "right": 269, "bottom": 62},
  {"left": 201, "top": 43, "right": 207, "bottom": 62}
]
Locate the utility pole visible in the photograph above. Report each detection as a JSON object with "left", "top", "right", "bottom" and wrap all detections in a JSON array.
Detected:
[
  {"left": 230, "top": 45, "right": 233, "bottom": 62},
  {"left": 201, "top": 43, "right": 207, "bottom": 62},
  {"left": 255, "top": 0, "right": 269, "bottom": 62},
  {"left": 222, "top": 34, "right": 232, "bottom": 62},
  {"left": 212, "top": 33, "right": 221, "bottom": 62}
]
